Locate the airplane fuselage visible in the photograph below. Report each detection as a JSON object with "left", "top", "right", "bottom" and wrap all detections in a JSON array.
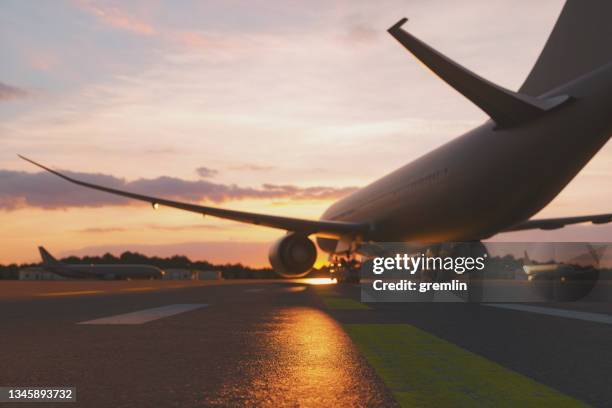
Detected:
[
  {"left": 44, "top": 264, "right": 164, "bottom": 280},
  {"left": 320, "top": 62, "right": 612, "bottom": 247}
]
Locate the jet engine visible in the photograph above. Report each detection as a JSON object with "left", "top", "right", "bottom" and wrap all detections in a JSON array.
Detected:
[
  {"left": 527, "top": 265, "right": 599, "bottom": 302},
  {"left": 521, "top": 243, "right": 602, "bottom": 301},
  {"left": 269, "top": 233, "right": 317, "bottom": 278}
]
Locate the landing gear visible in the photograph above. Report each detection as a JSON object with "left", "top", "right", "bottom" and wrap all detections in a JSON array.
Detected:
[
  {"left": 431, "top": 242, "right": 488, "bottom": 302},
  {"left": 453, "top": 242, "right": 488, "bottom": 302},
  {"left": 329, "top": 257, "right": 361, "bottom": 284}
]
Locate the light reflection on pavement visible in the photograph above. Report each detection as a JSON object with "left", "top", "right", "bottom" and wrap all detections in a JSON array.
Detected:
[{"left": 203, "top": 306, "right": 397, "bottom": 407}]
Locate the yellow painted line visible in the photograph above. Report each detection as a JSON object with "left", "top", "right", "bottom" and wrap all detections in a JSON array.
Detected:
[
  {"left": 37, "top": 290, "right": 105, "bottom": 297},
  {"left": 313, "top": 287, "right": 370, "bottom": 310},
  {"left": 120, "top": 287, "right": 155, "bottom": 292},
  {"left": 344, "top": 324, "right": 587, "bottom": 407}
]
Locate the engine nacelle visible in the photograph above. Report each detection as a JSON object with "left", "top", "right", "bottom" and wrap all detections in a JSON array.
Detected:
[
  {"left": 269, "top": 233, "right": 317, "bottom": 278},
  {"left": 527, "top": 265, "right": 599, "bottom": 302}
]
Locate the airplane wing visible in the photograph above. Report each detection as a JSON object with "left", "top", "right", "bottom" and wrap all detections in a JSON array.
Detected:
[
  {"left": 19, "top": 156, "right": 371, "bottom": 237},
  {"left": 504, "top": 213, "right": 612, "bottom": 232}
]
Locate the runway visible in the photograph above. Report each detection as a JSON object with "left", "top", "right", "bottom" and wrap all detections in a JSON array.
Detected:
[{"left": 0, "top": 280, "right": 610, "bottom": 407}]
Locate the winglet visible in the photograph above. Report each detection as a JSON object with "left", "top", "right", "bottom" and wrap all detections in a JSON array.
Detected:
[
  {"left": 388, "top": 18, "right": 569, "bottom": 128},
  {"left": 389, "top": 17, "right": 409, "bottom": 32}
]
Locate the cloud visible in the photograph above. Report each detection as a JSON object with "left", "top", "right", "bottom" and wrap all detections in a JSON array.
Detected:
[
  {"left": 26, "top": 52, "right": 59, "bottom": 71},
  {"left": 147, "top": 223, "right": 226, "bottom": 231},
  {"left": 261, "top": 183, "right": 357, "bottom": 200},
  {"left": 343, "top": 23, "right": 379, "bottom": 44},
  {"left": 73, "top": 0, "right": 155, "bottom": 35},
  {"left": 171, "top": 31, "right": 247, "bottom": 53},
  {"left": 72, "top": 2, "right": 250, "bottom": 53},
  {"left": 0, "top": 82, "right": 29, "bottom": 101},
  {"left": 144, "top": 147, "right": 179, "bottom": 155},
  {"left": 75, "top": 223, "right": 226, "bottom": 233},
  {"left": 229, "top": 164, "right": 276, "bottom": 172},
  {"left": 195, "top": 166, "right": 218, "bottom": 178},
  {"left": 0, "top": 169, "right": 357, "bottom": 210},
  {"left": 76, "top": 226, "right": 128, "bottom": 233}
]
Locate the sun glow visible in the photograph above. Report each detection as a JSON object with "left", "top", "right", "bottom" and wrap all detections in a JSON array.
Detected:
[{"left": 297, "top": 277, "right": 337, "bottom": 285}]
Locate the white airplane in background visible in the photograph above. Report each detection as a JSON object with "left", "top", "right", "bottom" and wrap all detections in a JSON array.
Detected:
[
  {"left": 38, "top": 246, "right": 164, "bottom": 280},
  {"left": 21, "top": 1, "right": 612, "bottom": 287}
]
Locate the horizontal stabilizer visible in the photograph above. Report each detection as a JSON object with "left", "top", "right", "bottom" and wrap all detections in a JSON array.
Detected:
[
  {"left": 504, "top": 213, "right": 612, "bottom": 232},
  {"left": 388, "top": 18, "right": 569, "bottom": 128}
]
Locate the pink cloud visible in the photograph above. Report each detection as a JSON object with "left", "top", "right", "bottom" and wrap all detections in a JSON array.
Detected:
[
  {"left": 26, "top": 52, "right": 59, "bottom": 71},
  {"left": 0, "top": 82, "right": 29, "bottom": 100},
  {"left": 73, "top": 0, "right": 155, "bottom": 36},
  {"left": 0, "top": 169, "right": 357, "bottom": 210}
]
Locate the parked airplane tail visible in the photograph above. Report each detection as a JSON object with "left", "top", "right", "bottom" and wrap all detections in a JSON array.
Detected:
[{"left": 39, "top": 246, "right": 61, "bottom": 266}]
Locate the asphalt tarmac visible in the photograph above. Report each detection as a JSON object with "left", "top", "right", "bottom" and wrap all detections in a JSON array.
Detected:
[{"left": 0, "top": 279, "right": 610, "bottom": 407}]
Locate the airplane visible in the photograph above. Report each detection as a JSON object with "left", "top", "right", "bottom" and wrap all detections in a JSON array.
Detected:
[
  {"left": 521, "top": 245, "right": 604, "bottom": 279},
  {"left": 38, "top": 246, "right": 165, "bottom": 280},
  {"left": 521, "top": 246, "right": 604, "bottom": 301},
  {"left": 20, "top": 1, "right": 612, "bottom": 285}
]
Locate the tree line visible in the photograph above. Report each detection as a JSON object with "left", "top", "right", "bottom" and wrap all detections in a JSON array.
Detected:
[{"left": 0, "top": 251, "right": 278, "bottom": 280}]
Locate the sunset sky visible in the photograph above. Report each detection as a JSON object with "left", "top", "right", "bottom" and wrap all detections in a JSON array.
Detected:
[{"left": 2, "top": 0, "right": 612, "bottom": 266}]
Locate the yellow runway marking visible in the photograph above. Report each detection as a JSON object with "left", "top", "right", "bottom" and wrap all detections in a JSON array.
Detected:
[
  {"left": 37, "top": 290, "right": 105, "bottom": 297},
  {"left": 344, "top": 324, "right": 586, "bottom": 407},
  {"left": 121, "top": 287, "right": 155, "bottom": 292}
]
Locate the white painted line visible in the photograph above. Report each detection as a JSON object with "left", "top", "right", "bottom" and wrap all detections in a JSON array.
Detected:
[
  {"left": 78, "top": 304, "right": 207, "bottom": 325},
  {"left": 484, "top": 303, "right": 612, "bottom": 325}
]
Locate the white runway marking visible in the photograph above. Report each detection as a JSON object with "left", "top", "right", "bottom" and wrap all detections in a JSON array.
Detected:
[
  {"left": 79, "top": 304, "right": 207, "bottom": 325},
  {"left": 484, "top": 303, "right": 612, "bottom": 325}
]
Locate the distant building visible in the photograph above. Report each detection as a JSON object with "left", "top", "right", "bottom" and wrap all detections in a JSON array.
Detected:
[
  {"left": 196, "top": 270, "right": 222, "bottom": 280},
  {"left": 162, "top": 269, "right": 223, "bottom": 280},
  {"left": 19, "top": 267, "right": 66, "bottom": 280},
  {"left": 163, "top": 269, "right": 195, "bottom": 280}
]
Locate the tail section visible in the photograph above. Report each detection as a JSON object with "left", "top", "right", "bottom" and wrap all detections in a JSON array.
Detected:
[
  {"left": 39, "top": 246, "right": 61, "bottom": 266},
  {"left": 388, "top": 18, "right": 569, "bottom": 128},
  {"left": 521, "top": 1, "right": 612, "bottom": 96}
]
